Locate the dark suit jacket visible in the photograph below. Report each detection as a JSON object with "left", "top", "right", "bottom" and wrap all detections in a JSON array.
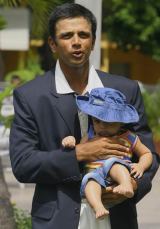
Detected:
[{"left": 10, "top": 69, "right": 159, "bottom": 229}]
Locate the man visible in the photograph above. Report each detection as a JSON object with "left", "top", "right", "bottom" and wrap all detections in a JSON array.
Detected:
[{"left": 10, "top": 3, "right": 159, "bottom": 229}]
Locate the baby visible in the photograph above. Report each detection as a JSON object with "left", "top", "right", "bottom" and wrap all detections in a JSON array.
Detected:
[{"left": 62, "top": 88, "right": 153, "bottom": 219}]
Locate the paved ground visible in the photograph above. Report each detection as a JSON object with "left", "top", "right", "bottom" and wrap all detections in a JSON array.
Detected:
[
  {"left": 137, "top": 166, "right": 160, "bottom": 229},
  {"left": 4, "top": 168, "right": 34, "bottom": 212},
  {"left": 2, "top": 154, "right": 160, "bottom": 228}
]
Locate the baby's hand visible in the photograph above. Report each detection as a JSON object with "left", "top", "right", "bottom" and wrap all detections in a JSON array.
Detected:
[
  {"left": 130, "top": 163, "right": 144, "bottom": 178},
  {"left": 62, "top": 136, "right": 76, "bottom": 148}
]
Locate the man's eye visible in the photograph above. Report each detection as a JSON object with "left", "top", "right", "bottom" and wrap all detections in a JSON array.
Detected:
[
  {"left": 79, "top": 32, "right": 90, "bottom": 38},
  {"left": 80, "top": 34, "right": 87, "bottom": 38},
  {"left": 62, "top": 34, "right": 71, "bottom": 39},
  {"left": 60, "top": 33, "right": 72, "bottom": 39}
]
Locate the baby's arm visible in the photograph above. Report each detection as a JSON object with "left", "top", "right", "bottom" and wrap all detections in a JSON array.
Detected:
[
  {"left": 130, "top": 137, "right": 153, "bottom": 178},
  {"left": 62, "top": 136, "right": 76, "bottom": 148}
]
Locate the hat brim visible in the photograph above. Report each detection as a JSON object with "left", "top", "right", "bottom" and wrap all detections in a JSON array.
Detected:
[{"left": 76, "top": 96, "right": 139, "bottom": 123}]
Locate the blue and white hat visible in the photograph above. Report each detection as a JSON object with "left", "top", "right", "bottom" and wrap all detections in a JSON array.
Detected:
[{"left": 76, "top": 87, "right": 139, "bottom": 123}]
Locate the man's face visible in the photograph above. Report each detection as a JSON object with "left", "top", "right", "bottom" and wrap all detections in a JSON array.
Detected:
[{"left": 49, "top": 17, "right": 95, "bottom": 69}]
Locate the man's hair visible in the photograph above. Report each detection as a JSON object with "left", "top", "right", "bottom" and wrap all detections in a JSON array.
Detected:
[{"left": 49, "top": 3, "right": 97, "bottom": 41}]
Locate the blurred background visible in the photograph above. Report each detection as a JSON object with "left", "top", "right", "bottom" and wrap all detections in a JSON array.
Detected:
[{"left": 0, "top": 0, "right": 160, "bottom": 228}]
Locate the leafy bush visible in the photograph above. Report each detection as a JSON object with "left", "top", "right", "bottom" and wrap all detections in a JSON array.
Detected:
[
  {"left": 0, "top": 85, "right": 14, "bottom": 128},
  {"left": 5, "top": 51, "right": 44, "bottom": 84},
  {"left": 0, "top": 15, "right": 6, "bottom": 29},
  {"left": 13, "top": 206, "right": 31, "bottom": 229},
  {"left": 102, "top": 0, "right": 160, "bottom": 61},
  {"left": 142, "top": 84, "right": 160, "bottom": 140},
  {"left": 0, "top": 51, "right": 44, "bottom": 128}
]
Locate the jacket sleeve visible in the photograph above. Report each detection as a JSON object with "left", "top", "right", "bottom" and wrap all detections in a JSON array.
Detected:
[
  {"left": 9, "top": 89, "right": 81, "bottom": 184},
  {"left": 130, "top": 81, "right": 159, "bottom": 203}
]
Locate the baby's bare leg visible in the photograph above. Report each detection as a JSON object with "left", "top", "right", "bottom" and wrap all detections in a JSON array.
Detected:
[
  {"left": 85, "top": 180, "right": 109, "bottom": 219},
  {"left": 62, "top": 136, "right": 76, "bottom": 148},
  {"left": 109, "top": 164, "right": 134, "bottom": 198}
]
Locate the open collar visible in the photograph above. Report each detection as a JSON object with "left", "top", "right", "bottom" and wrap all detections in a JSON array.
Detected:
[{"left": 55, "top": 60, "right": 103, "bottom": 95}]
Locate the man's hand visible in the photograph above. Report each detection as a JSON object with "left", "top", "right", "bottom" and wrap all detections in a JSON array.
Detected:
[
  {"left": 102, "top": 178, "right": 138, "bottom": 208},
  {"left": 76, "top": 136, "right": 130, "bottom": 162},
  {"left": 102, "top": 185, "right": 126, "bottom": 208}
]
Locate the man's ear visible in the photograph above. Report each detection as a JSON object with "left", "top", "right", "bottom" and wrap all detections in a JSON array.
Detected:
[{"left": 48, "top": 36, "right": 57, "bottom": 53}]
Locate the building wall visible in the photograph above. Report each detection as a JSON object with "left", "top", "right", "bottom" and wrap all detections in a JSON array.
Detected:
[
  {"left": 1, "top": 51, "right": 28, "bottom": 80},
  {"left": 2, "top": 51, "right": 19, "bottom": 76},
  {"left": 101, "top": 41, "right": 160, "bottom": 84}
]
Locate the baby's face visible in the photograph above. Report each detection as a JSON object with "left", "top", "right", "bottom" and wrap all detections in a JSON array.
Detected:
[{"left": 92, "top": 118, "right": 122, "bottom": 137}]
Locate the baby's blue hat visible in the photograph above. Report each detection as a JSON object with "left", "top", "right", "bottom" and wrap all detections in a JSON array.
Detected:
[{"left": 76, "top": 87, "right": 139, "bottom": 123}]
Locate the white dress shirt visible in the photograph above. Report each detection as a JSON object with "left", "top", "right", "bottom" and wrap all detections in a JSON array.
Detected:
[
  {"left": 55, "top": 60, "right": 103, "bottom": 137},
  {"left": 55, "top": 60, "right": 111, "bottom": 229}
]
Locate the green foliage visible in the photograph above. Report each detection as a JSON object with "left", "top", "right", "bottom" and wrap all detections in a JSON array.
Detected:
[
  {"left": 0, "top": 85, "right": 14, "bottom": 128},
  {"left": 0, "top": 0, "right": 73, "bottom": 38},
  {"left": 5, "top": 55, "right": 44, "bottom": 84},
  {"left": 0, "top": 14, "right": 6, "bottom": 29},
  {"left": 13, "top": 206, "right": 31, "bottom": 229},
  {"left": 142, "top": 84, "right": 160, "bottom": 140},
  {"left": 5, "top": 70, "right": 35, "bottom": 84},
  {"left": 102, "top": 0, "right": 160, "bottom": 60},
  {"left": 28, "top": 0, "right": 73, "bottom": 38},
  {"left": 0, "top": 51, "right": 44, "bottom": 128}
]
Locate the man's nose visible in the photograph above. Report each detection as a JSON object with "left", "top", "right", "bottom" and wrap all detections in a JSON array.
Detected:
[{"left": 72, "top": 34, "right": 81, "bottom": 46}]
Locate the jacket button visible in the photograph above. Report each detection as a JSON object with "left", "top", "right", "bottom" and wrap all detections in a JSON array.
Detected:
[{"left": 75, "top": 208, "right": 80, "bottom": 214}]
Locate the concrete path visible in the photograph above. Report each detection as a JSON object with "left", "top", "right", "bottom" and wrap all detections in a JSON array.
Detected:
[
  {"left": 137, "top": 167, "right": 160, "bottom": 229},
  {"left": 4, "top": 169, "right": 34, "bottom": 212}
]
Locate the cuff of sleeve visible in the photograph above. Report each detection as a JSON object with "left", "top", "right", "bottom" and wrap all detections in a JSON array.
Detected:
[
  {"left": 56, "top": 148, "right": 82, "bottom": 182},
  {"left": 132, "top": 175, "right": 152, "bottom": 204}
]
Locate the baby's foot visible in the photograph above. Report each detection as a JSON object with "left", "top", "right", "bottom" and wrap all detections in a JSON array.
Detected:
[
  {"left": 95, "top": 206, "right": 109, "bottom": 219},
  {"left": 113, "top": 184, "right": 134, "bottom": 198}
]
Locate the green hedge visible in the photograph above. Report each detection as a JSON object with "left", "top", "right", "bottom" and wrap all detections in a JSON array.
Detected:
[{"left": 13, "top": 206, "right": 31, "bottom": 229}]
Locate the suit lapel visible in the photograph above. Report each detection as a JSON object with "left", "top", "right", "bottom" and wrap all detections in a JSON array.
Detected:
[
  {"left": 55, "top": 94, "right": 78, "bottom": 136},
  {"left": 96, "top": 70, "right": 111, "bottom": 87},
  {"left": 49, "top": 70, "right": 81, "bottom": 139}
]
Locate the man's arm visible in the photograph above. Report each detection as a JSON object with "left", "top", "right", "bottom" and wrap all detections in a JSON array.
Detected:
[
  {"left": 10, "top": 89, "right": 81, "bottom": 185},
  {"left": 130, "top": 81, "right": 159, "bottom": 203}
]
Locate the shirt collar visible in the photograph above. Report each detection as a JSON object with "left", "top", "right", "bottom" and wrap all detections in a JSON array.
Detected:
[{"left": 55, "top": 60, "right": 103, "bottom": 94}]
